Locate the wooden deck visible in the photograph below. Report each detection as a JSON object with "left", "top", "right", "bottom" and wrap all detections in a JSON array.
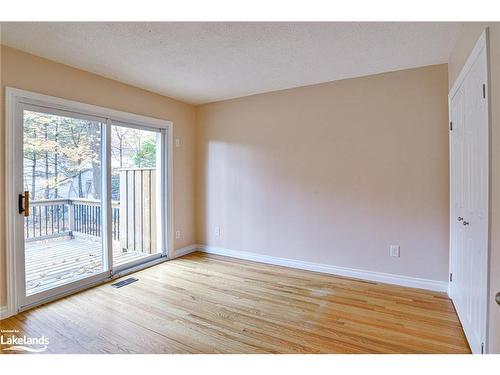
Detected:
[{"left": 25, "top": 236, "right": 152, "bottom": 295}]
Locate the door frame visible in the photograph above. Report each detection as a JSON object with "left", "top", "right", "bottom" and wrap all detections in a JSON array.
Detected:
[
  {"left": 448, "top": 28, "right": 491, "bottom": 353},
  {"left": 4, "top": 87, "right": 174, "bottom": 317}
]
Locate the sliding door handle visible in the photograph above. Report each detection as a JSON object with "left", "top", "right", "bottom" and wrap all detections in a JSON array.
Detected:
[{"left": 18, "top": 191, "right": 29, "bottom": 217}]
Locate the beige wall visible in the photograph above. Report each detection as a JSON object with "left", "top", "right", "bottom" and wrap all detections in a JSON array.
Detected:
[
  {"left": 448, "top": 22, "right": 500, "bottom": 353},
  {"left": 196, "top": 64, "right": 450, "bottom": 282},
  {"left": 0, "top": 45, "right": 197, "bottom": 306}
]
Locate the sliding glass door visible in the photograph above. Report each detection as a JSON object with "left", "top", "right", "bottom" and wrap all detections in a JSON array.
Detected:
[
  {"left": 21, "top": 107, "right": 107, "bottom": 298},
  {"left": 110, "top": 123, "right": 164, "bottom": 270},
  {"left": 14, "top": 96, "right": 169, "bottom": 311}
]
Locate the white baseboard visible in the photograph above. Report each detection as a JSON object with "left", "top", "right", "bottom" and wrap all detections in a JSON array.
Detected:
[
  {"left": 0, "top": 244, "right": 448, "bottom": 321},
  {"left": 172, "top": 244, "right": 200, "bottom": 259},
  {"left": 195, "top": 244, "right": 448, "bottom": 293}
]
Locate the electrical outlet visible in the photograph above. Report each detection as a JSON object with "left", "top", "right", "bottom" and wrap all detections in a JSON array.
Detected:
[
  {"left": 175, "top": 138, "right": 182, "bottom": 147},
  {"left": 390, "top": 245, "right": 400, "bottom": 257},
  {"left": 175, "top": 230, "right": 181, "bottom": 239},
  {"left": 215, "top": 226, "right": 222, "bottom": 237}
]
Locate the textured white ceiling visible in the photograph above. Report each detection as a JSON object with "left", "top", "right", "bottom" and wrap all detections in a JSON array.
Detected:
[{"left": 0, "top": 22, "right": 462, "bottom": 105}]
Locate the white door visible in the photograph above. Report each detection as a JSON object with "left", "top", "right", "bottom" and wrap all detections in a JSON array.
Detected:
[{"left": 449, "top": 31, "right": 490, "bottom": 354}]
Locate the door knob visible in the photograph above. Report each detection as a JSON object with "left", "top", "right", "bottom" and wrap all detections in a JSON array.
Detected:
[
  {"left": 458, "top": 217, "right": 463, "bottom": 221},
  {"left": 463, "top": 221, "right": 470, "bottom": 226},
  {"left": 496, "top": 292, "right": 500, "bottom": 306}
]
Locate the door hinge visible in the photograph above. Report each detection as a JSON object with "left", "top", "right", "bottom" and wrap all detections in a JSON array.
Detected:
[
  {"left": 449, "top": 273, "right": 453, "bottom": 282},
  {"left": 481, "top": 342, "right": 484, "bottom": 354},
  {"left": 450, "top": 121, "right": 453, "bottom": 131},
  {"left": 483, "top": 84, "right": 486, "bottom": 99}
]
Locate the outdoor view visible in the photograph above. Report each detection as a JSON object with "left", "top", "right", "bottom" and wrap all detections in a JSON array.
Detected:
[
  {"left": 23, "top": 110, "right": 161, "bottom": 295},
  {"left": 111, "top": 124, "right": 161, "bottom": 267}
]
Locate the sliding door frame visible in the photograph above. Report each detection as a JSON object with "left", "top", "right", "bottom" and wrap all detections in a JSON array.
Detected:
[
  {"left": 110, "top": 120, "right": 168, "bottom": 274},
  {"left": 4, "top": 87, "right": 174, "bottom": 317},
  {"left": 14, "top": 102, "right": 111, "bottom": 310}
]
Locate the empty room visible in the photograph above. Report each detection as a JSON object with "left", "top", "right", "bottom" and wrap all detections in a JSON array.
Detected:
[{"left": 1, "top": 2, "right": 500, "bottom": 368}]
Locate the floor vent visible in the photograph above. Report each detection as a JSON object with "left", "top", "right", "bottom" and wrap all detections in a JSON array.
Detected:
[{"left": 112, "top": 277, "right": 139, "bottom": 288}]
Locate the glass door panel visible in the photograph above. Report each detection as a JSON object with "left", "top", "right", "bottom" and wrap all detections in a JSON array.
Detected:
[
  {"left": 14, "top": 94, "right": 169, "bottom": 311},
  {"left": 110, "top": 124, "right": 163, "bottom": 268},
  {"left": 22, "top": 109, "right": 105, "bottom": 296}
]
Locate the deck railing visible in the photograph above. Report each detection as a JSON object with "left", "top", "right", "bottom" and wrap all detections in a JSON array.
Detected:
[
  {"left": 118, "top": 168, "right": 157, "bottom": 254},
  {"left": 25, "top": 198, "right": 120, "bottom": 242},
  {"left": 24, "top": 169, "right": 156, "bottom": 254}
]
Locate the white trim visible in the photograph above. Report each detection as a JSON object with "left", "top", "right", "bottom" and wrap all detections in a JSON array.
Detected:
[
  {"left": 173, "top": 244, "right": 199, "bottom": 258},
  {"left": 113, "top": 254, "right": 165, "bottom": 274},
  {"left": 103, "top": 119, "right": 113, "bottom": 272},
  {"left": 109, "top": 256, "right": 167, "bottom": 279},
  {"left": 5, "top": 88, "right": 20, "bottom": 320},
  {"left": 196, "top": 244, "right": 448, "bottom": 292},
  {"left": 485, "top": 27, "right": 493, "bottom": 355},
  {"left": 448, "top": 75, "right": 455, "bottom": 300},
  {"left": 166, "top": 125, "right": 175, "bottom": 259},
  {"left": 4, "top": 87, "right": 175, "bottom": 316},
  {"left": 5, "top": 87, "right": 171, "bottom": 129},
  {"left": 449, "top": 29, "right": 488, "bottom": 99}
]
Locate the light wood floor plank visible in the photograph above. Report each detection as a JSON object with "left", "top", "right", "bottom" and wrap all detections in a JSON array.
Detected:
[{"left": 0, "top": 252, "right": 470, "bottom": 354}]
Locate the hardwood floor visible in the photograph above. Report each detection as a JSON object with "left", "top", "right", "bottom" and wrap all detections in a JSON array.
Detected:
[{"left": 0, "top": 252, "right": 470, "bottom": 354}]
